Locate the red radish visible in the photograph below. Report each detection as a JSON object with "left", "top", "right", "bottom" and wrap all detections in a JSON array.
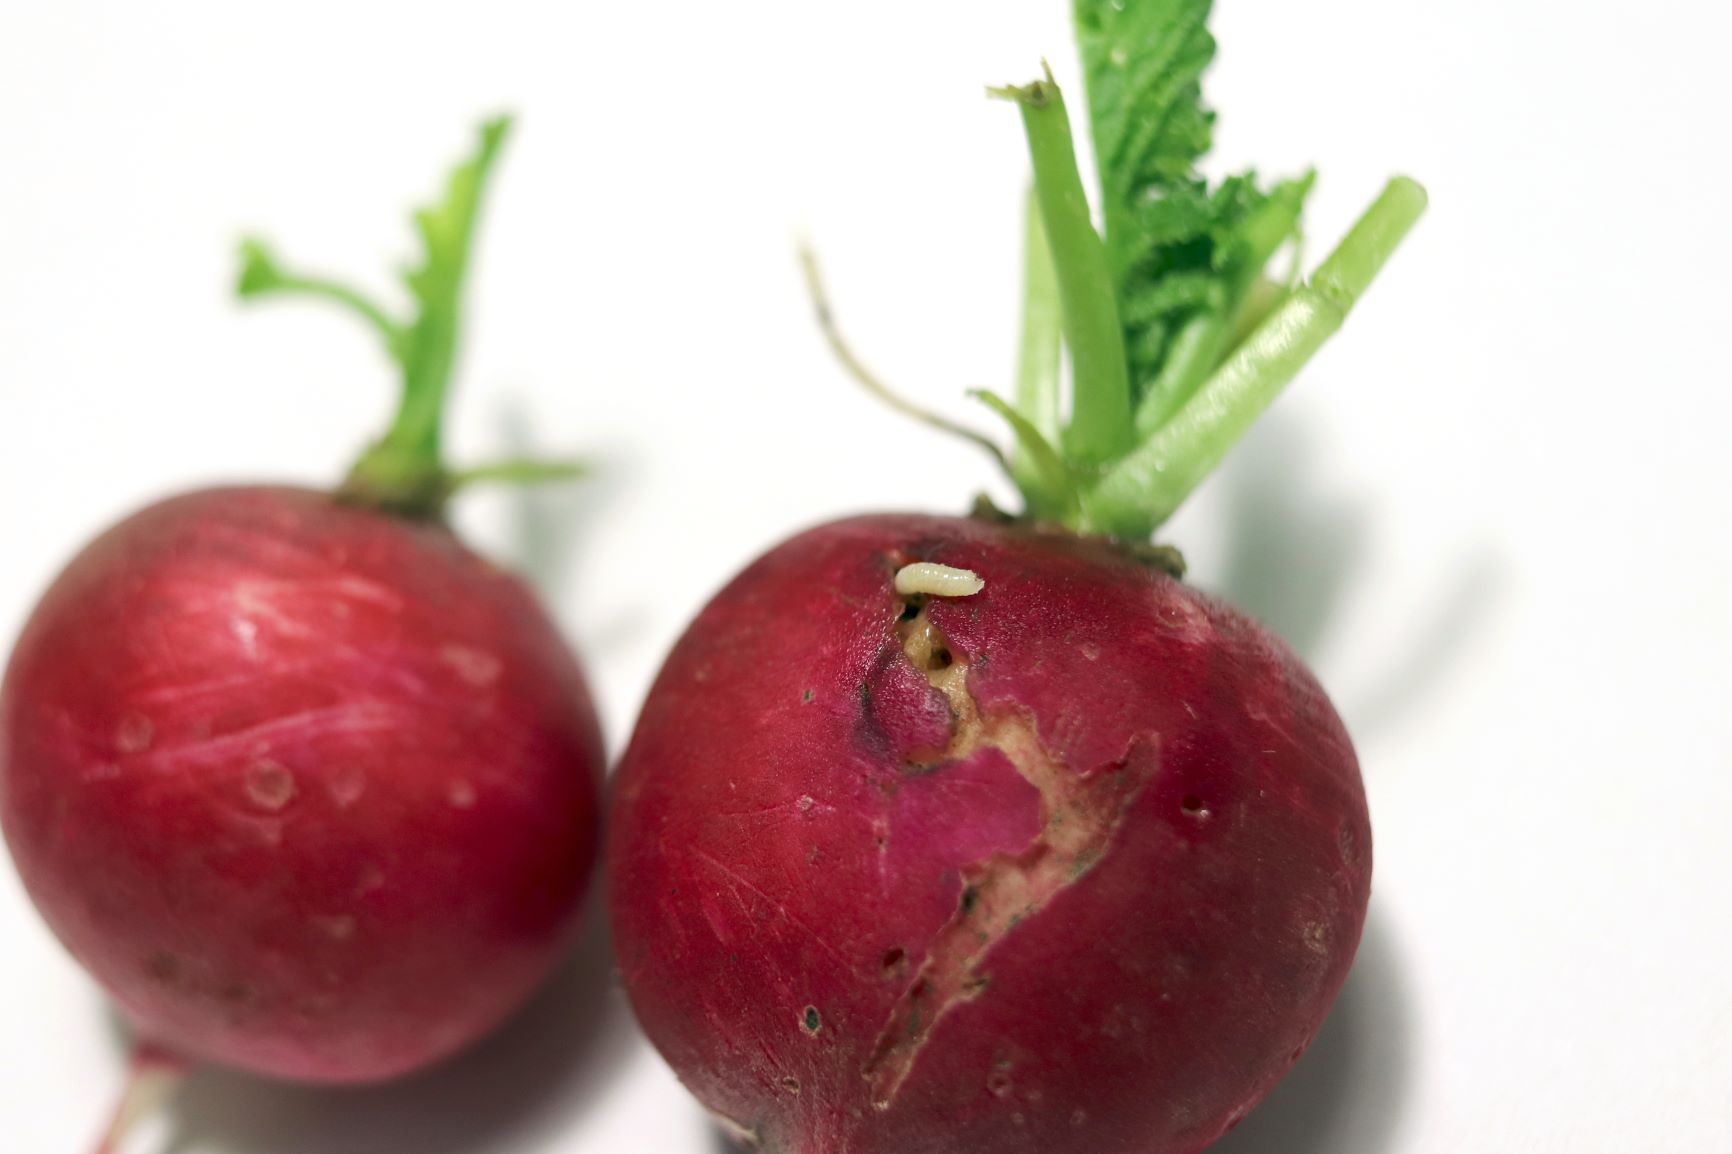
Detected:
[
  {"left": 606, "top": 5, "right": 1426, "bottom": 1152},
  {"left": 612, "top": 516, "right": 1364, "bottom": 1153},
  {"left": 0, "top": 118, "right": 602, "bottom": 1144}
]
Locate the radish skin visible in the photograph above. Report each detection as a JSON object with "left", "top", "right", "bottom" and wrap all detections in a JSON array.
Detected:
[
  {"left": 608, "top": 514, "right": 1369, "bottom": 1154},
  {"left": 1, "top": 487, "right": 603, "bottom": 1083}
]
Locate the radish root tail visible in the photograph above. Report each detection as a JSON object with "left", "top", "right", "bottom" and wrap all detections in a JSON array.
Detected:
[{"left": 88, "top": 1043, "right": 191, "bottom": 1154}]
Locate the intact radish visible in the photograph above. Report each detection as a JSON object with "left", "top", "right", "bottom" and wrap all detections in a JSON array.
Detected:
[{"left": 0, "top": 117, "right": 603, "bottom": 1149}]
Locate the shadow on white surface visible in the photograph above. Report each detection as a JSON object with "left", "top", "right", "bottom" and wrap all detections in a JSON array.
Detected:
[
  {"left": 502, "top": 400, "right": 599, "bottom": 604},
  {"left": 158, "top": 905, "right": 640, "bottom": 1154},
  {"left": 1344, "top": 555, "right": 1501, "bottom": 738},
  {"left": 1211, "top": 910, "right": 1409, "bottom": 1154},
  {"left": 1203, "top": 417, "right": 1425, "bottom": 1147},
  {"left": 1211, "top": 411, "right": 1502, "bottom": 744},
  {"left": 1215, "top": 414, "right": 1371, "bottom": 663},
  {"left": 497, "top": 403, "right": 657, "bottom": 742}
]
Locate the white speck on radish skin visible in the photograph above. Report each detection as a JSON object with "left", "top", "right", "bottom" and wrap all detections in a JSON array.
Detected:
[
  {"left": 231, "top": 617, "right": 261, "bottom": 660},
  {"left": 329, "top": 767, "right": 367, "bottom": 808},
  {"left": 245, "top": 762, "right": 298, "bottom": 810},
  {"left": 312, "top": 914, "right": 356, "bottom": 941},
  {"left": 440, "top": 645, "right": 502, "bottom": 687},
  {"left": 115, "top": 714, "right": 154, "bottom": 753}
]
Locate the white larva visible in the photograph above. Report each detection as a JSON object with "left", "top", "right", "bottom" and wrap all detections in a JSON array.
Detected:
[{"left": 893, "top": 562, "right": 985, "bottom": 598}]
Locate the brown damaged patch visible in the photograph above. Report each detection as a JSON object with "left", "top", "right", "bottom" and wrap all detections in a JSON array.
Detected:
[{"left": 861, "top": 601, "right": 1159, "bottom": 1109}]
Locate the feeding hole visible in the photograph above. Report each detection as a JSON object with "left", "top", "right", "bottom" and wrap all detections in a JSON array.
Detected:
[
  {"left": 781, "top": 1077, "right": 802, "bottom": 1094},
  {"left": 1180, "top": 794, "right": 1209, "bottom": 819},
  {"left": 897, "top": 597, "right": 960, "bottom": 675},
  {"left": 881, "top": 947, "right": 907, "bottom": 978},
  {"left": 801, "top": 1006, "right": 821, "bottom": 1034}
]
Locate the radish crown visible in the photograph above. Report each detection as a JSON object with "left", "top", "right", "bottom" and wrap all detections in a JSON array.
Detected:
[
  {"left": 807, "top": 0, "right": 1426, "bottom": 544},
  {"left": 237, "top": 116, "right": 585, "bottom": 518}
]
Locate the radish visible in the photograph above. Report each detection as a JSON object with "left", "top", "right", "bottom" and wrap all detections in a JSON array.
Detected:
[
  {"left": 607, "top": 5, "right": 1425, "bottom": 1152},
  {"left": 0, "top": 118, "right": 603, "bottom": 1149}
]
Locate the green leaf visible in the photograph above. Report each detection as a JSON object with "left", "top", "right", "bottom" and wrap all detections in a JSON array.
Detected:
[
  {"left": 1073, "top": 1, "right": 1313, "bottom": 426},
  {"left": 234, "top": 237, "right": 403, "bottom": 351},
  {"left": 1086, "top": 176, "right": 1429, "bottom": 536},
  {"left": 1118, "top": 270, "right": 1225, "bottom": 328},
  {"left": 1075, "top": 0, "right": 1216, "bottom": 227},
  {"left": 238, "top": 116, "right": 534, "bottom": 520},
  {"left": 387, "top": 115, "right": 514, "bottom": 462},
  {"left": 1127, "top": 182, "right": 1214, "bottom": 249}
]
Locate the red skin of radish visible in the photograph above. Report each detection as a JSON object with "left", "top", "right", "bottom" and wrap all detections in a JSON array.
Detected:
[
  {"left": 0, "top": 486, "right": 603, "bottom": 1083},
  {"left": 608, "top": 514, "right": 1370, "bottom": 1154}
]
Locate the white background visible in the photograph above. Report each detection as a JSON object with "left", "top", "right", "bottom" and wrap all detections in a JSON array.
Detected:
[{"left": 2, "top": 2, "right": 1728, "bottom": 1151}]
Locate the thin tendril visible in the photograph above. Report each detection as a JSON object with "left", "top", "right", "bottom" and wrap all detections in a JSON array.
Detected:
[{"left": 797, "top": 241, "right": 1011, "bottom": 477}]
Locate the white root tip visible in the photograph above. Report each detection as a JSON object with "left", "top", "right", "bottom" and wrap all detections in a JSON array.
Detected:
[
  {"left": 894, "top": 562, "right": 985, "bottom": 598},
  {"left": 710, "top": 1109, "right": 761, "bottom": 1148},
  {"left": 90, "top": 1045, "right": 190, "bottom": 1154}
]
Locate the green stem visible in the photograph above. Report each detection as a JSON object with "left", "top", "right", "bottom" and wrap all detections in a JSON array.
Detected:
[
  {"left": 971, "top": 389, "right": 1078, "bottom": 522},
  {"left": 797, "top": 242, "right": 1011, "bottom": 476},
  {"left": 1219, "top": 276, "right": 1287, "bottom": 363},
  {"left": 238, "top": 117, "right": 581, "bottom": 520},
  {"left": 447, "top": 456, "right": 590, "bottom": 491},
  {"left": 365, "top": 117, "right": 512, "bottom": 487},
  {"left": 1011, "top": 186, "right": 1063, "bottom": 494},
  {"left": 994, "top": 68, "right": 1133, "bottom": 465},
  {"left": 1084, "top": 176, "right": 1428, "bottom": 537},
  {"left": 236, "top": 240, "right": 404, "bottom": 349},
  {"left": 1132, "top": 315, "right": 1218, "bottom": 435}
]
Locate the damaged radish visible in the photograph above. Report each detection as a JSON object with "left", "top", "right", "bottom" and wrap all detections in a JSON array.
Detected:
[
  {"left": 0, "top": 118, "right": 603, "bottom": 1147},
  {"left": 606, "top": 4, "right": 1424, "bottom": 1152}
]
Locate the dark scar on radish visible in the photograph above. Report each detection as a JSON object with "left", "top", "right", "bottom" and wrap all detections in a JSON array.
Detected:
[
  {"left": 852, "top": 677, "right": 893, "bottom": 762},
  {"left": 861, "top": 597, "right": 1160, "bottom": 1109}
]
